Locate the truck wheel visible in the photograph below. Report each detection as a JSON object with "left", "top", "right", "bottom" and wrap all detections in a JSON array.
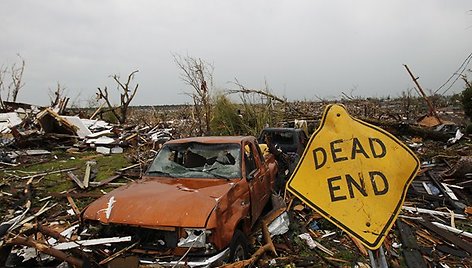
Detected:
[{"left": 228, "top": 230, "right": 249, "bottom": 262}]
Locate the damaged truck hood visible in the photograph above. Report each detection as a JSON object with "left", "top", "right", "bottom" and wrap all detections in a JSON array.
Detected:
[{"left": 82, "top": 177, "right": 235, "bottom": 228}]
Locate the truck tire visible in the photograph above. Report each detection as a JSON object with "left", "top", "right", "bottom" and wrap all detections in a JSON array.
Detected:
[{"left": 228, "top": 230, "right": 249, "bottom": 262}]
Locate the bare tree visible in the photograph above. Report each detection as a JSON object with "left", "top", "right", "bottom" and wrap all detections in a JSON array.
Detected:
[
  {"left": 9, "top": 55, "right": 25, "bottom": 102},
  {"left": 173, "top": 54, "right": 213, "bottom": 135},
  {"left": 228, "top": 78, "right": 305, "bottom": 117},
  {"left": 0, "top": 54, "right": 25, "bottom": 107},
  {"left": 97, "top": 70, "right": 139, "bottom": 125},
  {"left": 0, "top": 66, "right": 7, "bottom": 109}
]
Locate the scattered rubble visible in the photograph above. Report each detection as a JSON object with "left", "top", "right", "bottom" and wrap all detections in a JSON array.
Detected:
[{"left": 0, "top": 98, "right": 471, "bottom": 267}]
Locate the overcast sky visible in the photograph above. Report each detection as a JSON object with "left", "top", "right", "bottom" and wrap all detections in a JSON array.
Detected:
[{"left": 1, "top": 1, "right": 471, "bottom": 106}]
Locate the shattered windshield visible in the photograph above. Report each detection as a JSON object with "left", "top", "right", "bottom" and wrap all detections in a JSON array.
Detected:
[{"left": 146, "top": 142, "right": 241, "bottom": 179}]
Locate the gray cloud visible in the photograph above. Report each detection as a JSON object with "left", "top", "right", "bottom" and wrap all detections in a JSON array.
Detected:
[{"left": 0, "top": 0, "right": 471, "bottom": 106}]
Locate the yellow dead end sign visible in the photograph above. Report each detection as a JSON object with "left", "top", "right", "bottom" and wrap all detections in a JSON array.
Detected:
[{"left": 287, "top": 104, "right": 420, "bottom": 250}]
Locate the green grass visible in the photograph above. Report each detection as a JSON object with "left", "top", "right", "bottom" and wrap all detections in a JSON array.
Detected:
[
  {"left": 0, "top": 151, "right": 132, "bottom": 217},
  {"left": 334, "top": 248, "right": 357, "bottom": 262}
]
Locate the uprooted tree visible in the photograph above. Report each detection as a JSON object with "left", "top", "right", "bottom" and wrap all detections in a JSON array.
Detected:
[
  {"left": 173, "top": 54, "right": 213, "bottom": 136},
  {"left": 97, "top": 70, "right": 139, "bottom": 125}
]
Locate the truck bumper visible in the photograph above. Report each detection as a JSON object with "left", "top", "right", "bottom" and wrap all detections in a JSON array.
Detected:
[{"left": 139, "top": 248, "right": 230, "bottom": 268}]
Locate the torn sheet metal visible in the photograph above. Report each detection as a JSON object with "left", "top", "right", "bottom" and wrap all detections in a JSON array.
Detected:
[
  {"left": 177, "top": 230, "right": 206, "bottom": 247},
  {"left": 150, "top": 130, "right": 172, "bottom": 143},
  {"left": 268, "top": 211, "right": 290, "bottom": 236},
  {"left": 447, "top": 129, "right": 464, "bottom": 144}
]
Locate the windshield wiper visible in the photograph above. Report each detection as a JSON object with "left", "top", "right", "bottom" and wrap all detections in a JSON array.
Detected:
[{"left": 146, "top": 170, "right": 174, "bottom": 177}]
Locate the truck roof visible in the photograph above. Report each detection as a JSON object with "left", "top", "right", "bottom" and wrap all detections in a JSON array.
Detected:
[
  {"left": 261, "top": 127, "right": 303, "bottom": 132},
  {"left": 166, "top": 136, "right": 254, "bottom": 144}
]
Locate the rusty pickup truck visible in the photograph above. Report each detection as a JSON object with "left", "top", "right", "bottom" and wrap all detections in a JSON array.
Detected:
[{"left": 81, "top": 136, "right": 278, "bottom": 267}]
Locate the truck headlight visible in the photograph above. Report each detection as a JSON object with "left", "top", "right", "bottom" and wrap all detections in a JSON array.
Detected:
[{"left": 178, "top": 229, "right": 211, "bottom": 248}]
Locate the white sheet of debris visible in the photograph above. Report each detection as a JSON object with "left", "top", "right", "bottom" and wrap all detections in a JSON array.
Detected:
[
  {"left": 62, "top": 116, "right": 93, "bottom": 139},
  {"left": 0, "top": 112, "right": 22, "bottom": 133}
]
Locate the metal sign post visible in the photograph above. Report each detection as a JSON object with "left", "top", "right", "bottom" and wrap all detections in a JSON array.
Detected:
[{"left": 368, "top": 246, "right": 388, "bottom": 268}]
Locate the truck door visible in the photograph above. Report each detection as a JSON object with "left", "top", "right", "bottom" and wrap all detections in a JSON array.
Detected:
[{"left": 244, "top": 141, "right": 270, "bottom": 225}]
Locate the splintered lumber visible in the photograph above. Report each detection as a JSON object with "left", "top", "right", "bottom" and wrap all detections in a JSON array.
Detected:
[
  {"left": 431, "top": 222, "right": 472, "bottom": 239},
  {"left": 397, "top": 220, "right": 427, "bottom": 268},
  {"left": 83, "top": 162, "right": 92, "bottom": 188},
  {"left": 427, "top": 171, "right": 465, "bottom": 210},
  {"left": 436, "top": 244, "right": 469, "bottom": 258},
  {"left": 118, "top": 163, "right": 140, "bottom": 172},
  {"left": 417, "top": 218, "right": 472, "bottom": 255},
  {"left": 92, "top": 174, "right": 121, "bottom": 188},
  {"left": 89, "top": 182, "right": 126, "bottom": 187},
  {"left": 99, "top": 242, "right": 139, "bottom": 265},
  {"left": 66, "top": 195, "right": 81, "bottom": 216},
  {"left": 7, "top": 236, "right": 83, "bottom": 267},
  {"left": 18, "top": 167, "right": 78, "bottom": 180},
  {"left": 27, "top": 224, "right": 90, "bottom": 261},
  {"left": 67, "top": 171, "right": 85, "bottom": 189},
  {"left": 349, "top": 235, "right": 368, "bottom": 256},
  {"left": 402, "top": 206, "right": 466, "bottom": 220},
  {"left": 11, "top": 202, "right": 55, "bottom": 232},
  {"left": 90, "top": 102, "right": 106, "bottom": 120},
  {"left": 324, "top": 257, "right": 351, "bottom": 264},
  {"left": 49, "top": 192, "right": 103, "bottom": 198},
  {"left": 53, "top": 236, "right": 132, "bottom": 250}
]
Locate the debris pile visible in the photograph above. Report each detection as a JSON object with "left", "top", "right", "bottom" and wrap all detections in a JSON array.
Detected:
[
  {"left": 0, "top": 99, "right": 471, "bottom": 268},
  {"left": 0, "top": 103, "right": 177, "bottom": 167}
]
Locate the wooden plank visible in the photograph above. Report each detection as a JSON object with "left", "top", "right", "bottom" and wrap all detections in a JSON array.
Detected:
[
  {"left": 49, "top": 192, "right": 103, "bottom": 198},
  {"left": 431, "top": 222, "right": 472, "bottom": 239},
  {"left": 349, "top": 235, "right": 368, "bottom": 256},
  {"left": 117, "top": 163, "right": 140, "bottom": 172},
  {"left": 18, "top": 167, "right": 78, "bottom": 180},
  {"left": 93, "top": 174, "right": 121, "bottom": 187},
  {"left": 83, "top": 162, "right": 91, "bottom": 188},
  {"left": 66, "top": 171, "right": 84, "bottom": 189},
  {"left": 66, "top": 195, "right": 81, "bottom": 216},
  {"left": 397, "top": 220, "right": 427, "bottom": 268},
  {"left": 427, "top": 171, "right": 465, "bottom": 210},
  {"left": 436, "top": 244, "right": 469, "bottom": 258},
  {"left": 418, "top": 218, "right": 472, "bottom": 255}
]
